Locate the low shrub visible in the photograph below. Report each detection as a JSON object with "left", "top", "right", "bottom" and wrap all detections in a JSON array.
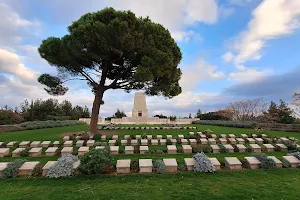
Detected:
[
  {"left": 252, "top": 153, "right": 276, "bottom": 169},
  {"left": 193, "top": 152, "right": 215, "bottom": 173},
  {"left": 191, "top": 144, "right": 212, "bottom": 153},
  {"left": 3, "top": 159, "right": 27, "bottom": 178},
  {"left": 19, "top": 149, "right": 29, "bottom": 157},
  {"left": 32, "top": 163, "right": 43, "bottom": 177},
  {"left": 178, "top": 164, "right": 187, "bottom": 171},
  {"left": 219, "top": 144, "right": 228, "bottom": 153},
  {"left": 193, "top": 120, "right": 257, "bottom": 129},
  {"left": 153, "top": 160, "right": 166, "bottom": 174},
  {"left": 93, "top": 133, "right": 102, "bottom": 141},
  {"left": 130, "top": 160, "right": 139, "bottom": 172},
  {"left": 47, "top": 155, "right": 78, "bottom": 178},
  {"left": 282, "top": 141, "right": 298, "bottom": 151},
  {"left": 166, "top": 139, "right": 172, "bottom": 145},
  {"left": 78, "top": 148, "right": 113, "bottom": 175}
]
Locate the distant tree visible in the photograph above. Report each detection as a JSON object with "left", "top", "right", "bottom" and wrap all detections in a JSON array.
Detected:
[
  {"left": 169, "top": 115, "right": 177, "bottom": 121},
  {"left": 113, "top": 109, "right": 127, "bottom": 118},
  {"left": 189, "top": 113, "right": 192, "bottom": 118},
  {"left": 153, "top": 114, "right": 167, "bottom": 118},
  {"left": 37, "top": 8, "right": 182, "bottom": 132},
  {"left": 292, "top": 93, "right": 300, "bottom": 118},
  {"left": 264, "top": 100, "right": 295, "bottom": 124},
  {"left": 195, "top": 109, "right": 202, "bottom": 118},
  {"left": 0, "top": 110, "right": 24, "bottom": 125},
  {"left": 263, "top": 101, "right": 280, "bottom": 122}
]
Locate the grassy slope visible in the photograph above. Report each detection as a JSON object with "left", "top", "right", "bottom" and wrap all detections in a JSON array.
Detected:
[{"left": 1, "top": 169, "right": 300, "bottom": 200}]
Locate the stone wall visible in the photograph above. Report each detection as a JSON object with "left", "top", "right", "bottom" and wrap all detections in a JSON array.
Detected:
[{"left": 79, "top": 118, "right": 197, "bottom": 124}]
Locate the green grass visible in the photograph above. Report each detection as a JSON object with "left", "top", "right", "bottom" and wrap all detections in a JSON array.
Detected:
[
  {"left": 1, "top": 124, "right": 300, "bottom": 142},
  {"left": 1, "top": 169, "right": 300, "bottom": 200}
]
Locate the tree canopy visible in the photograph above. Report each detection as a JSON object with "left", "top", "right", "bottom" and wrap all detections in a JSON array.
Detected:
[{"left": 37, "top": 7, "right": 182, "bottom": 132}]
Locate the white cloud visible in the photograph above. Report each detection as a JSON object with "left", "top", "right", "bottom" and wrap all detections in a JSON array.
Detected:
[
  {"left": 0, "top": 48, "right": 38, "bottom": 84},
  {"left": 222, "top": 52, "right": 234, "bottom": 62},
  {"left": 228, "top": 67, "right": 273, "bottom": 81},
  {"left": 229, "top": 0, "right": 300, "bottom": 65},
  {"left": 179, "top": 58, "right": 225, "bottom": 91}
]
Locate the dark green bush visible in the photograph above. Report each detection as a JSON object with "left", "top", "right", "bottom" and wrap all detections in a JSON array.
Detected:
[
  {"left": 78, "top": 148, "right": 113, "bottom": 175},
  {"left": 3, "top": 159, "right": 27, "bottom": 178},
  {"left": 130, "top": 160, "right": 139, "bottom": 172},
  {"left": 20, "top": 149, "right": 29, "bottom": 157},
  {"left": 219, "top": 144, "right": 228, "bottom": 153},
  {"left": 252, "top": 153, "right": 276, "bottom": 169}
]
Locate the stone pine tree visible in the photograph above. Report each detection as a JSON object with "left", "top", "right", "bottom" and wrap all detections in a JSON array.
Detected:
[{"left": 37, "top": 8, "right": 182, "bottom": 132}]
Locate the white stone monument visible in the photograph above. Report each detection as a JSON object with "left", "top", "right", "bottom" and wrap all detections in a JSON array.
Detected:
[{"left": 132, "top": 92, "right": 148, "bottom": 118}]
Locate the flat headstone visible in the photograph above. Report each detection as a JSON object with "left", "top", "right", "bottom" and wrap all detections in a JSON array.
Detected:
[
  {"left": 211, "top": 134, "right": 217, "bottom": 139},
  {"left": 229, "top": 134, "right": 235, "bottom": 138},
  {"left": 95, "top": 146, "right": 105, "bottom": 150},
  {"left": 262, "top": 144, "right": 275, "bottom": 152},
  {"left": 101, "top": 135, "right": 106, "bottom": 140},
  {"left": 156, "top": 135, "right": 163, "bottom": 140},
  {"left": 252, "top": 134, "right": 257, "bottom": 138},
  {"left": 224, "top": 144, "right": 234, "bottom": 153},
  {"left": 151, "top": 139, "right": 158, "bottom": 145},
  {"left": 181, "top": 139, "right": 188, "bottom": 145},
  {"left": 141, "top": 139, "right": 148, "bottom": 146},
  {"left": 167, "top": 145, "right": 177, "bottom": 154},
  {"left": 139, "top": 146, "right": 149, "bottom": 154},
  {"left": 121, "top": 140, "right": 127, "bottom": 146},
  {"left": 160, "top": 139, "right": 166, "bottom": 145},
  {"left": 61, "top": 147, "right": 73, "bottom": 155},
  {"left": 41, "top": 141, "right": 51, "bottom": 148},
  {"left": 282, "top": 156, "right": 300, "bottom": 168},
  {"left": 228, "top": 138, "right": 236, "bottom": 145},
  {"left": 241, "top": 134, "right": 248, "bottom": 138},
  {"left": 45, "top": 147, "right": 58, "bottom": 156},
  {"left": 147, "top": 135, "right": 153, "bottom": 140},
  {"left": 112, "top": 135, "right": 118, "bottom": 140},
  {"left": 18, "top": 161, "right": 40, "bottom": 177},
  {"left": 30, "top": 141, "right": 41, "bottom": 148},
  {"left": 184, "top": 158, "right": 195, "bottom": 171},
  {"left": 261, "top": 134, "right": 267, "bottom": 138},
  {"left": 131, "top": 140, "right": 138, "bottom": 146},
  {"left": 42, "top": 161, "right": 56, "bottom": 176},
  {"left": 78, "top": 146, "right": 89, "bottom": 156},
  {"left": 109, "top": 140, "right": 116, "bottom": 146},
  {"left": 116, "top": 159, "right": 131, "bottom": 174},
  {"left": 86, "top": 140, "right": 95, "bottom": 147},
  {"left": 171, "top": 139, "right": 177, "bottom": 145},
  {"left": 244, "top": 157, "right": 261, "bottom": 169},
  {"left": 76, "top": 140, "right": 84, "bottom": 147},
  {"left": 167, "top": 135, "right": 172, "bottom": 139},
  {"left": 200, "top": 134, "right": 206, "bottom": 138},
  {"left": 246, "top": 138, "right": 255, "bottom": 144},
  {"left": 110, "top": 146, "right": 119, "bottom": 155},
  {"left": 276, "top": 143, "right": 288, "bottom": 151},
  {"left": 249, "top": 144, "right": 261, "bottom": 153},
  {"left": 12, "top": 148, "right": 25, "bottom": 157},
  {"left": 63, "top": 136, "right": 70, "bottom": 141},
  {"left": 182, "top": 145, "right": 192, "bottom": 154},
  {"left": 200, "top": 138, "right": 208, "bottom": 145},
  {"left": 268, "top": 156, "right": 282, "bottom": 168},
  {"left": 7, "top": 141, "right": 17, "bottom": 148},
  {"left": 280, "top": 137, "right": 289, "bottom": 142},
  {"left": 19, "top": 141, "right": 31, "bottom": 148},
  {"left": 135, "top": 135, "right": 141, "bottom": 140},
  {"left": 163, "top": 158, "right": 178, "bottom": 173},
  {"left": 225, "top": 157, "right": 242, "bottom": 170},
  {"left": 236, "top": 144, "right": 246, "bottom": 152},
  {"left": 63, "top": 141, "right": 73, "bottom": 147},
  {"left": 125, "top": 146, "right": 134, "bottom": 154},
  {"left": 209, "top": 157, "right": 221, "bottom": 170},
  {"left": 53, "top": 141, "right": 60, "bottom": 147},
  {"left": 139, "top": 159, "right": 152, "bottom": 173},
  {"left": 236, "top": 138, "right": 245, "bottom": 144},
  {"left": 0, "top": 148, "right": 10, "bottom": 157},
  {"left": 208, "top": 138, "right": 216, "bottom": 145},
  {"left": 189, "top": 139, "right": 197, "bottom": 145},
  {"left": 211, "top": 145, "right": 220, "bottom": 153},
  {"left": 178, "top": 135, "right": 184, "bottom": 139},
  {"left": 220, "top": 134, "right": 227, "bottom": 138},
  {"left": 124, "top": 135, "right": 130, "bottom": 140},
  {"left": 0, "top": 162, "right": 9, "bottom": 177},
  {"left": 219, "top": 138, "right": 227, "bottom": 144},
  {"left": 255, "top": 138, "right": 263, "bottom": 144},
  {"left": 29, "top": 148, "right": 42, "bottom": 157},
  {"left": 189, "top": 132, "right": 195, "bottom": 136}
]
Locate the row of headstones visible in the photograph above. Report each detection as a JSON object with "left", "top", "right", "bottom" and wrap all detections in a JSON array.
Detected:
[
  {"left": 1, "top": 155, "right": 300, "bottom": 178},
  {"left": 98, "top": 126, "right": 197, "bottom": 130},
  {"left": 1, "top": 142, "right": 291, "bottom": 158}
]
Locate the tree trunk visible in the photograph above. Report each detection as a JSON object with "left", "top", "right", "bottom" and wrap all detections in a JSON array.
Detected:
[{"left": 89, "top": 90, "right": 104, "bottom": 133}]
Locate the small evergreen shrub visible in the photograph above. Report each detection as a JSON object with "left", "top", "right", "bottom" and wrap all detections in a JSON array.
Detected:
[
  {"left": 193, "top": 152, "right": 215, "bottom": 173},
  {"left": 47, "top": 154, "right": 78, "bottom": 178},
  {"left": 78, "top": 148, "right": 113, "bottom": 175},
  {"left": 93, "top": 133, "right": 101, "bottom": 141},
  {"left": 252, "top": 153, "right": 276, "bottom": 169},
  {"left": 32, "top": 163, "right": 43, "bottom": 177},
  {"left": 153, "top": 160, "right": 166, "bottom": 174},
  {"left": 178, "top": 164, "right": 187, "bottom": 171},
  {"left": 20, "top": 149, "right": 29, "bottom": 157},
  {"left": 219, "top": 144, "right": 228, "bottom": 153},
  {"left": 3, "top": 159, "right": 27, "bottom": 178},
  {"left": 166, "top": 139, "right": 172, "bottom": 145},
  {"left": 282, "top": 141, "right": 298, "bottom": 151},
  {"left": 130, "top": 160, "right": 139, "bottom": 172}
]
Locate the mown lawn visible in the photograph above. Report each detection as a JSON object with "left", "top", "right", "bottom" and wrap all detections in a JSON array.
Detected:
[
  {"left": 0, "top": 124, "right": 300, "bottom": 141},
  {"left": 0, "top": 169, "right": 300, "bottom": 200}
]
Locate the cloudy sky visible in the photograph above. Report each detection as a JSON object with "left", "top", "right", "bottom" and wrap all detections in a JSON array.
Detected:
[{"left": 0, "top": 0, "right": 300, "bottom": 117}]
